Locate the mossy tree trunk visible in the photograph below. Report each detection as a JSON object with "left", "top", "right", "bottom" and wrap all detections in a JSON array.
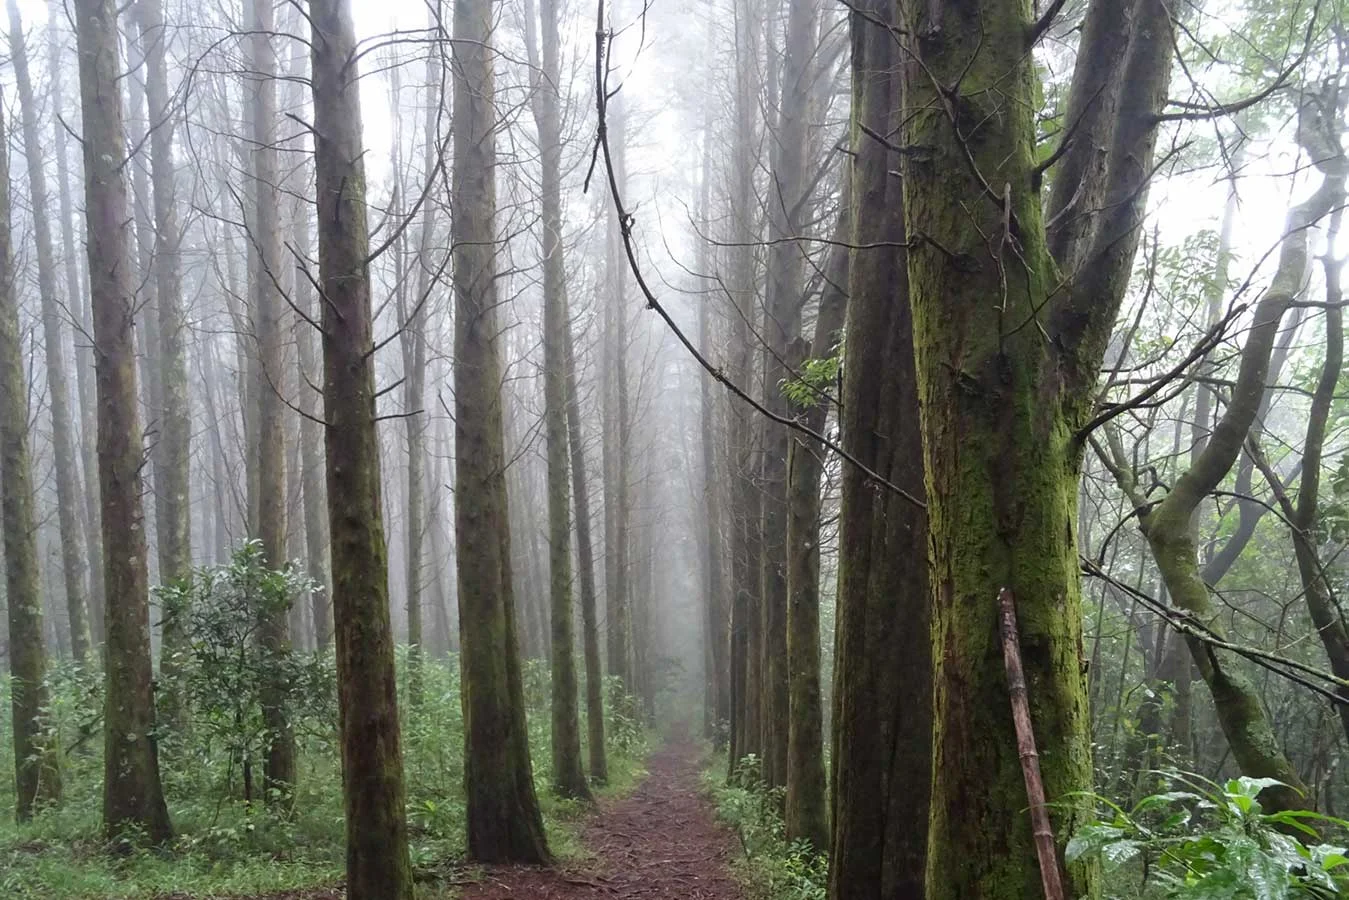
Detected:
[
  {"left": 895, "top": 0, "right": 1175, "bottom": 895},
  {"left": 248, "top": 0, "right": 295, "bottom": 809},
  {"left": 308, "top": 0, "right": 415, "bottom": 895},
  {"left": 523, "top": 0, "right": 592, "bottom": 801},
  {"left": 0, "top": 98, "right": 62, "bottom": 822},
  {"left": 7, "top": 0, "right": 91, "bottom": 665},
  {"left": 74, "top": 0, "right": 172, "bottom": 844},
  {"left": 828, "top": 9, "right": 929, "bottom": 894},
  {"left": 452, "top": 0, "right": 552, "bottom": 863}
]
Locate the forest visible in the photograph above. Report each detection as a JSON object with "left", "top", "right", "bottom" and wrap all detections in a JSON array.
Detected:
[{"left": 2, "top": 0, "right": 1348, "bottom": 898}]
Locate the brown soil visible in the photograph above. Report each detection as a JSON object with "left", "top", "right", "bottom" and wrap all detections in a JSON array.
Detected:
[{"left": 455, "top": 738, "right": 745, "bottom": 900}]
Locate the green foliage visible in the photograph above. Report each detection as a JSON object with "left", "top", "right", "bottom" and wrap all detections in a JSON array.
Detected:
[
  {"left": 157, "top": 541, "right": 329, "bottom": 804},
  {"left": 1069, "top": 774, "right": 1349, "bottom": 900},
  {"left": 0, "top": 550, "right": 652, "bottom": 898},
  {"left": 780, "top": 346, "right": 842, "bottom": 410},
  {"left": 703, "top": 754, "right": 827, "bottom": 900}
]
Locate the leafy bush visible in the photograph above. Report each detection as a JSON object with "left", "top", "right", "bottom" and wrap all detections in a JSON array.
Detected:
[
  {"left": 157, "top": 541, "right": 328, "bottom": 804},
  {"left": 1069, "top": 774, "right": 1349, "bottom": 899}
]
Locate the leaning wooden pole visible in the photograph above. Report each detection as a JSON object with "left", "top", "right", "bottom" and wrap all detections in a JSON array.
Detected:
[{"left": 999, "top": 587, "right": 1066, "bottom": 900}]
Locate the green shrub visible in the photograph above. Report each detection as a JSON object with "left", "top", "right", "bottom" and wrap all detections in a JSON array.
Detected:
[
  {"left": 704, "top": 754, "right": 826, "bottom": 900},
  {"left": 1070, "top": 774, "right": 1349, "bottom": 900}
]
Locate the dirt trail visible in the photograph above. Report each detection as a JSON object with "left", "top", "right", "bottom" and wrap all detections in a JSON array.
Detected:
[{"left": 458, "top": 739, "right": 745, "bottom": 900}]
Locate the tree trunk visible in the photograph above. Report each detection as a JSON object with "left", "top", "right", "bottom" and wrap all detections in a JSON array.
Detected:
[
  {"left": 0, "top": 97, "right": 62, "bottom": 820},
  {"left": 602, "top": 74, "right": 633, "bottom": 696},
  {"left": 8, "top": 0, "right": 92, "bottom": 665},
  {"left": 1138, "top": 106, "right": 1345, "bottom": 812},
  {"left": 293, "top": 182, "right": 331, "bottom": 651},
  {"left": 308, "top": 0, "right": 414, "bottom": 895},
  {"left": 757, "top": 0, "right": 817, "bottom": 792},
  {"left": 563, "top": 293, "right": 608, "bottom": 783},
  {"left": 697, "top": 118, "right": 729, "bottom": 746},
  {"left": 898, "top": 0, "right": 1174, "bottom": 895},
  {"left": 452, "top": 0, "right": 551, "bottom": 863},
  {"left": 133, "top": 0, "right": 191, "bottom": 718},
  {"left": 828, "top": 10, "right": 929, "bottom": 895},
  {"left": 523, "top": 0, "right": 591, "bottom": 801},
  {"left": 74, "top": 0, "right": 172, "bottom": 843},
  {"left": 784, "top": 215, "right": 846, "bottom": 855},
  {"left": 49, "top": 3, "right": 105, "bottom": 648},
  {"left": 248, "top": 0, "right": 295, "bottom": 808},
  {"left": 725, "top": 0, "right": 763, "bottom": 773}
]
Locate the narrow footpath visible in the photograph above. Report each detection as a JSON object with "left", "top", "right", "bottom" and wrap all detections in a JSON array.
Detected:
[{"left": 460, "top": 739, "right": 745, "bottom": 900}]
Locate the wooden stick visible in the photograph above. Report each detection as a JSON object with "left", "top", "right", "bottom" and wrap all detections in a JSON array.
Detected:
[{"left": 999, "top": 586, "right": 1067, "bottom": 900}]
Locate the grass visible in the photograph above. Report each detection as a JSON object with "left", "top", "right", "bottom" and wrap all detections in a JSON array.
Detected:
[{"left": 0, "top": 653, "right": 650, "bottom": 899}]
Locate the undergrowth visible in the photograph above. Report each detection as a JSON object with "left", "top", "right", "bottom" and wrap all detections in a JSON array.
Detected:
[
  {"left": 703, "top": 752, "right": 827, "bottom": 900},
  {"left": 0, "top": 550, "right": 651, "bottom": 898}
]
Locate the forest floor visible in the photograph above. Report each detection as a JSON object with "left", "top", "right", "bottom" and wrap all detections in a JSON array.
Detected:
[
  {"left": 150, "top": 736, "right": 745, "bottom": 900},
  {"left": 451, "top": 737, "right": 744, "bottom": 900}
]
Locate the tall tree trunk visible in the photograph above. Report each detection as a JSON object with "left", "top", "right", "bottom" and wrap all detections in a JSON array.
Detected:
[
  {"left": 293, "top": 183, "right": 331, "bottom": 650},
  {"left": 523, "top": 0, "right": 591, "bottom": 801},
  {"left": 725, "top": 0, "right": 763, "bottom": 772},
  {"left": 783, "top": 212, "right": 846, "bottom": 854},
  {"left": 602, "top": 71, "right": 632, "bottom": 696},
  {"left": 133, "top": 0, "right": 191, "bottom": 717},
  {"left": 49, "top": 1, "right": 105, "bottom": 647},
  {"left": 452, "top": 0, "right": 551, "bottom": 863},
  {"left": 308, "top": 0, "right": 414, "bottom": 895},
  {"left": 828, "top": 9, "right": 929, "bottom": 895},
  {"left": 8, "top": 0, "right": 92, "bottom": 664},
  {"left": 563, "top": 293, "right": 607, "bottom": 783},
  {"left": 897, "top": 0, "right": 1174, "bottom": 894},
  {"left": 74, "top": 0, "right": 172, "bottom": 843},
  {"left": 697, "top": 118, "right": 729, "bottom": 745},
  {"left": 395, "top": 35, "right": 437, "bottom": 695},
  {"left": 757, "top": 0, "right": 817, "bottom": 792},
  {"left": 0, "top": 98, "right": 62, "bottom": 820},
  {"left": 248, "top": 0, "right": 295, "bottom": 807}
]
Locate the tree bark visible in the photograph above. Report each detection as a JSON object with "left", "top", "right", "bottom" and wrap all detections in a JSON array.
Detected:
[
  {"left": 308, "top": 0, "right": 415, "bottom": 895},
  {"left": 784, "top": 211, "right": 846, "bottom": 854},
  {"left": 897, "top": 0, "right": 1174, "bottom": 895},
  {"left": 8, "top": 0, "right": 92, "bottom": 664},
  {"left": 757, "top": 0, "right": 817, "bottom": 792},
  {"left": 247, "top": 0, "right": 295, "bottom": 808},
  {"left": 0, "top": 97, "right": 62, "bottom": 821},
  {"left": 453, "top": 0, "right": 551, "bottom": 863},
  {"left": 523, "top": 0, "right": 592, "bottom": 801},
  {"left": 828, "top": 9, "right": 929, "bottom": 895},
  {"left": 49, "top": 1, "right": 105, "bottom": 647},
  {"left": 133, "top": 0, "right": 191, "bottom": 719},
  {"left": 74, "top": 0, "right": 172, "bottom": 843}
]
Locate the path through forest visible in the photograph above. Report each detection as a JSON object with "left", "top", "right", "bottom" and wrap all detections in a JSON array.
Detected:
[{"left": 458, "top": 737, "right": 744, "bottom": 899}]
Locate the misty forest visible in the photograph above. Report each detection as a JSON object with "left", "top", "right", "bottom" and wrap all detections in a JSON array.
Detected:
[{"left": 6, "top": 0, "right": 1349, "bottom": 898}]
